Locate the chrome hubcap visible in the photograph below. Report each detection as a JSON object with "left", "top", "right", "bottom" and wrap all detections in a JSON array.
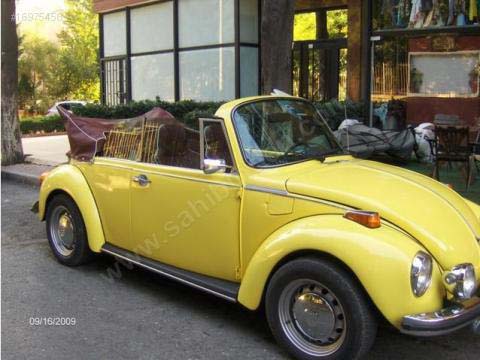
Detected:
[
  {"left": 279, "top": 280, "right": 346, "bottom": 356},
  {"left": 49, "top": 206, "right": 75, "bottom": 256}
]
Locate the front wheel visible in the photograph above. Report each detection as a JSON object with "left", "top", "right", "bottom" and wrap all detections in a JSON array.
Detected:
[
  {"left": 46, "top": 194, "right": 94, "bottom": 266},
  {"left": 265, "top": 257, "right": 377, "bottom": 360}
]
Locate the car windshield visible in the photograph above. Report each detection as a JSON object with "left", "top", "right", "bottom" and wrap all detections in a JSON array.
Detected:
[{"left": 232, "top": 98, "right": 343, "bottom": 167}]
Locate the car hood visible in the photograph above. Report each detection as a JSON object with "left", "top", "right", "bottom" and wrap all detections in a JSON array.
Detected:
[{"left": 286, "top": 158, "right": 480, "bottom": 270}]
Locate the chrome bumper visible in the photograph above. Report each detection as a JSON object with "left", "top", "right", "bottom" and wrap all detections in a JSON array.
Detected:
[{"left": 401, "top": 296, "right": 480, "bottom": 336}]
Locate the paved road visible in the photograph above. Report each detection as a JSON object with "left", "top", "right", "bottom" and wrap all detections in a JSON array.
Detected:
[
  {"left": 22, "top": 135, "right": 68, "bottom": 165},
  {"left": 2, "top": 180, "right": 479, "bottom": 360}
]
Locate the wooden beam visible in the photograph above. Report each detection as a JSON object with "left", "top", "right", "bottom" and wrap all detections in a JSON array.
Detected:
[
  {"left": 93, "top": 0, "right": 167, "bottom": 13},
  {"left": 295, "top": 0, "right": 347, "bottom": 12},
  {"left": 346, "top": 0, "right": 362, "bottom": 101}
]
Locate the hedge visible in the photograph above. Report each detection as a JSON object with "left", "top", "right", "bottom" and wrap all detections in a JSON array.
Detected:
[
  {"left": 72, "top": 99, "right": 223, "bottom": 129},
  {"left": 20, "top": 98, "right": 365, "bottom": 135},
  {"left": 20, "top": 115, "right": 64, "bottom": 134},
  {"left": 73, "top": 98, "right": 365, "bottom": 131}
]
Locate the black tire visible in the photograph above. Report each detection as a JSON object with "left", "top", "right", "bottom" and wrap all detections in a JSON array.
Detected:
[
  {"left": 45, "top": 194, "right": 94, "bottom": 266},
  {"left": 265, "top": 256, "right": 377, "bottom": 360}
]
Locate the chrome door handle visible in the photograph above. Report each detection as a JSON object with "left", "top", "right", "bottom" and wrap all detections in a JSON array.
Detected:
[{"left": 132, "top": 174, "right": 151, "bottom": 186}]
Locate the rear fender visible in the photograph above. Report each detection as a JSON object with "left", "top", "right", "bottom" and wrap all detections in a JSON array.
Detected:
[{"left": 38, "top": 164, "right": 105, "bottom": 252}]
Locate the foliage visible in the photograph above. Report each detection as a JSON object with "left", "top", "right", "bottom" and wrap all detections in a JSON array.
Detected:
[
  {"left": 17, "top": 0, "right": 99, "bottom": 116},
  {"left": 20, "top": 115, "right": 64, "bottom": 134},
  {"left": 327, "top": 9, "right": 348, "bottom": 38},
  {"left": 294, "top": 13, "right": 316, "bottom": 41},
  {"left": 18, "top": 35, "right": 60, "bottom": 113},
  {"left": 294, "top": 9, "right": 348, "bottom": 41},
  {"left": 23, "top": 98, "right": 365, "bottom": 135},
  {"left": 50, "top": 0, "right": 99, "bottom": 101},
  {"left": 73, "top": 99, "right": 225, "bottom": 129}
]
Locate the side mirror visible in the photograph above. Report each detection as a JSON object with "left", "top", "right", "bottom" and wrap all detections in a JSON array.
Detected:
[{"left": 203, "top": 158, "right": 227, "bottom": 174}]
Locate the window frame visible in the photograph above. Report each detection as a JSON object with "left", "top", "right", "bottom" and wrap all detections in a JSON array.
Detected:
[
  {"left": 199, "top": 117, "right": 238, "bottom": 174},
  {"left": 230, "top": 97, "right": 344, "bottom": 169},
  {"left": 99, "top": 0, "right": 261, "bottom": 104}
]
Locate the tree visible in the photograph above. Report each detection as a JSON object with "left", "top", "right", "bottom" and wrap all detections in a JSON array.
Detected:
[
  {"left": 261, "top": 0, "right": 296, "bottom": 94},
  {"left": 2, "top": 0, "right": 24, "bottom": 165},
  {"left": 50, "top": 0, "right": 99, "bottom": 101},
  {"left": 18, "top": 35, "right": 59, "bottom": 113}
]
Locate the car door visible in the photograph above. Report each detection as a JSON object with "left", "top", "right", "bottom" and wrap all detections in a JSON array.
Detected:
[
  {"left": 129, "top": 119, "right": 242, "bottom": 282},
  {"left": 75, "top": 158, "right": 132, "bottom": 250}
]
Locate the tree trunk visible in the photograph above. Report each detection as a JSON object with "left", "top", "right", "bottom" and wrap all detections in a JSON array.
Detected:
[
  {"left": 1, "top": 0, "right": 24, "bottom": 165},
  {"left": 261, "top": 0, "right": 296, "bottom": 94}
]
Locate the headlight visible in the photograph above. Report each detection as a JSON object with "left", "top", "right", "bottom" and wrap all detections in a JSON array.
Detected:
[
  {"left": 444, "top": 264, "right": 477, "bottom": 300},
  {"left": 411, "top": 251, "right": 433, "bottom": 297}
]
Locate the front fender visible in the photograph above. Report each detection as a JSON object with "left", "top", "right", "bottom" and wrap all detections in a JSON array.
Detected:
[
  {"left": 465, "top": 198, "right": 480, "bottom": 219},
  {"left": 38, "top": 164, "right": 105, "bottom": 253},
  {"left": 238, "top": 215, "right": 444, "bottom": 328}
]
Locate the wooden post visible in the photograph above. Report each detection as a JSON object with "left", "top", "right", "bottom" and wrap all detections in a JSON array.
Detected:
[{"left": 346, "top": 0, "right": 363, "bottom": 102}]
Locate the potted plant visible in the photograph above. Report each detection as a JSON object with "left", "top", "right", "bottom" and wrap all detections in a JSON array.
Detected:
[
  {"left": 410, "top": 67, "right": 424, "bottom": 93},
  {"left": 469, "top": 62, "right": 479, "bottom": 95}
]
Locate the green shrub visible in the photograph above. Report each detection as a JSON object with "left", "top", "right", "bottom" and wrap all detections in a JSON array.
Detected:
[
  {"left": 72, "top": 99, "right": 224, "bottom": 124},
  {"left": 18, "top": 98, "right": 362, "bottom": 135},
  {"left": 20, "top": 115, "right": 64, "bottom": 134}
]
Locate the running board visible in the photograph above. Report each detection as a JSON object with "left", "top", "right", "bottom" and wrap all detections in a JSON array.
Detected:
[{"left": 101, "top": 243, "right": 239, "bottom": 302}]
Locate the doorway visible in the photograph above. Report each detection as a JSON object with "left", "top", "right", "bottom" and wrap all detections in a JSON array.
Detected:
[{"left": 292, "top": 7, "right": 348, "bottom": 101}]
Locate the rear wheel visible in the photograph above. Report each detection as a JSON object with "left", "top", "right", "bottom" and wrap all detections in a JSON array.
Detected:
[
  {"left": 46, "top": 194, "right": 94, "bottom": 266},
  {"left": 265, "top": 257, "right": 377, "bottom": 360}
]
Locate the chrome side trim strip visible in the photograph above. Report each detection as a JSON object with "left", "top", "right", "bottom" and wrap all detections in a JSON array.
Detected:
[
  {"left": 288, "top": 193, "right": 352, "bottom": 211},
  {"left": 244, "top": 185, "right": 289, "bottom": 196},
  {"left": 101, "top": 247, "right": 238, "bottom": 303}
]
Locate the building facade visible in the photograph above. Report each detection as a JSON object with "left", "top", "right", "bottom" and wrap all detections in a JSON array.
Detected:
[
  {"left": 95, "top": 0, "right": 480, "bottom": 126},
  {"left": 96, "top": 0, "right": 260, "bottom": 105}
]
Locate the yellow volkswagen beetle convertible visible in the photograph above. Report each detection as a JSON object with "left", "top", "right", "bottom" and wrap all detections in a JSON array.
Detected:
[{"left": 36, "top": 96, "right": 480, "bottom": 359}]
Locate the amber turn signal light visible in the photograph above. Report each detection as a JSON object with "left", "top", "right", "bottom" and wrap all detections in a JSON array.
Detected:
[
  {"left": 344, "top": 211, "right": 381, "bottom": 229},
  {"left": 39, "top": 171, "right": 50, "bottom": 185}
]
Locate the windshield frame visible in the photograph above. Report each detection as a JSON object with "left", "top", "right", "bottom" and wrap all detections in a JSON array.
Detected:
[{"left": 231, "top": 97, "right": 344, "bottom": 169}]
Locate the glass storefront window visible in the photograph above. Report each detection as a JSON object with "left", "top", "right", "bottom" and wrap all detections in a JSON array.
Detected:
[
  {"left": 371, "top": 33, "right": 480, "bottom": 128},
  {"left": 178, "top": 0, "right": 234, "bottom": 48},
  {"left": 179, "top": 47, "right": 235, "bottom": 101},
  {"left": 292, "top": 8, "right": 348, "bottom": 101},
  {"left": 240, "top": 46, "right": 259, "bottom": 97},
  {"left": 372, "top": 37, "right": 409, "bottom": 101},
  {"left": 131, "top": 2, "right": 174, "bottom": 54},
  {"left": 103, "top": 11, "right": 126, "bottom": 57},
  {"left": 327, "top": 9, "right": 348, "bottom": 39},
  {"left": 294, "top": 9, "right": 348, "bottom": 41},
  {"left": 131, "top": 53, "right": 175, "bottom": 102},
  {"left": 372, "top": 0, "right": 480, "bottom": 31},
  {"left": 408, "top": 51, "right": 479, "bottom": 96},
  {"left": 240, "top": 0, "right": 259, "bottom": 43}
]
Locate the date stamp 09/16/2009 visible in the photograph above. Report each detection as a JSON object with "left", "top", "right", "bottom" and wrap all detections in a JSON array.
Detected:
[{"left": 29, "top": 317, "right": 77, "bottom": 326}]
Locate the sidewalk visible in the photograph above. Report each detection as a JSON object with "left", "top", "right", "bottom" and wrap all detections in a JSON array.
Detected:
[
  {"left": 1, "top": 163, "right": 52, "bottom": 187},
  {"left": 2, "top": 135, "right": 69, "bottom": 186},
  {"left": 22, "top": 135, "right": 69, "bottom": 166}
]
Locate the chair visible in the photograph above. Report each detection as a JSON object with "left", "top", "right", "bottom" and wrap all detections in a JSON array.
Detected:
[
  {"left": 432, "top": 125, "right": 472, "bottom": 188},
  {"left": 434, "top": 114, "right": 460, "bottom": 126}
]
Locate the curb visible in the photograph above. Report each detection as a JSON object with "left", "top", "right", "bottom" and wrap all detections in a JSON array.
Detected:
[
  {"left": 1, "top": 163, "right": 54, "bottom": 188},
  {"left": 1, "top": 170, "right": 40, "bottom": 187}
]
